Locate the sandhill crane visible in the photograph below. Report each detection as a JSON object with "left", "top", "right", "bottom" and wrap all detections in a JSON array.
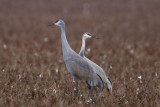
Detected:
[
  {"left": 48, "top": 19, "right": 104, "bottom": 98},
  {"left": 79, "top": 32, "right": 112, "bottom": 92}
]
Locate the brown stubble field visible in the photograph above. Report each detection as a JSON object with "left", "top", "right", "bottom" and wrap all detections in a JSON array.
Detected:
[{"left": 0, "top": 0, "right": 160, "bottom": 106}]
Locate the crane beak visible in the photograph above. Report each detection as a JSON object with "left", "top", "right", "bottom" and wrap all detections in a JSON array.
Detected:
[
  {"left": 48, "top": 23, "right": 55, "bottom": 26},
  {"left": 91, "top": 35, "right": 96, "bottom": 37},
  {"left": 91, "top": 35, "right": 102, "bottom": 39},
  {"left": 95, "top": 37, "right": 102, "bottom": 39}
]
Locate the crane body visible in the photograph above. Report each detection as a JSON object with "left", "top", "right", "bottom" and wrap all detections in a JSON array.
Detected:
[
  {"left": 48, "top": 20, "right": 104, "bottom": 98},
  {"left": 79, "top": 33, "right": 112, "bottom": 92}
]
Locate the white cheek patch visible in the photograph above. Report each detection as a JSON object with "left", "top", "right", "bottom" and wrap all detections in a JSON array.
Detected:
[
  {"left": 86, "top": 34, "right": 92, "bottom": 38},
  {"left": 55, "top": 21, "right": 61, "bottom": 25},
  {"left": 57, "top": 21, "right": 61, "bottom": 24},
  {"left": 55, "top": 23, "right": 58, "bottom": 25},
  {"left": 84, "top": 34, "right": 91, "bottom": 39}
]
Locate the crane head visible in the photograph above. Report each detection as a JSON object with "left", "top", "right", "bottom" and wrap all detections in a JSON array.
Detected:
[
  {"left": 48, "top": 19, "right": 65, "bottom": 27},
  {"left": 83, "top": 32, "right": 101, "bottom": 40},
  {"left": 83, "top": 32, "right": 92, "bottom": 40}
]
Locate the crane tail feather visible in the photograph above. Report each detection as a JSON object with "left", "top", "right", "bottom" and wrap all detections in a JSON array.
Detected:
[
  {"left": 97, "top": 74, "right": 104, "bottom": 92},
  {"left": 105, "top": 78, "right": 112, "bottom": 92}
]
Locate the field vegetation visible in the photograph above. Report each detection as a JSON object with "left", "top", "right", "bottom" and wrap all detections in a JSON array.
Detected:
[{"left": 0, "top": 0, "right": 160, "bottom": 106}]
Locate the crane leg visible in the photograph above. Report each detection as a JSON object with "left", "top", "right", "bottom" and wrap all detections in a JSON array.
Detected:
[
  {"left": 74, "top": 78, "right": 78, "bottom": 98},
  {"left": 94, "top": 87, "right": 98, "bottom": 97},
  {"left": 90, "top": 86, "right": 94, "bottom": 98},
  {"left": 86, "top": 82, "right": 91, "bottom": 89},
  {"left": 86, "top": 82, "right": 97, "bottom": 97}
]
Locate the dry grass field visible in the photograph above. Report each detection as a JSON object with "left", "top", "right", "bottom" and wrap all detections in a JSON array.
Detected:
[{"left": 0, "top": 0, "right": 160, "bottom": 106}]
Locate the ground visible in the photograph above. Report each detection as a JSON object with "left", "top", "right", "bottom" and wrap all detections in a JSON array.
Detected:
[{"left": 0, "top": 0, "right": 160, "bottom": 106}]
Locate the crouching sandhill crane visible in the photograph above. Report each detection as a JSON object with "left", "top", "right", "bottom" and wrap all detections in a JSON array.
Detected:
[
  {"left": 79, "top": 33, "right": 112, "bottom": 93},
  {"left": 48, "top": 19, "right": 104, "bottom": 98}
]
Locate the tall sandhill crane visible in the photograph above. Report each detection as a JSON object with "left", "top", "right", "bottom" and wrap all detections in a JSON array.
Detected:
[
  {"left": 79, "top": 33, "right": 112, "bottom": 93},
  {"left": 48, "top": 19, "right": 104, "bottom": 98}
]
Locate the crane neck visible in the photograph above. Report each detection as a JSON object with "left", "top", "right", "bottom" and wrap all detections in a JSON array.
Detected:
[
  {"left": 79, "top": 37, "right": 86, "bottom": 57},
  {"left": 60, "top": 24, "right": 73, "bottom": 59}
]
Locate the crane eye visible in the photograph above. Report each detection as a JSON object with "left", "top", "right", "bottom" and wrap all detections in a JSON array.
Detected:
[{"left": 56, "top": 20, "right": 59, "bottom": 23}]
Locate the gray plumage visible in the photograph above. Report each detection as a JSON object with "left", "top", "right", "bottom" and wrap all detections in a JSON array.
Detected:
[
  {"left": 79, "top": 33, "right": 112, "bottom": 92},
  {"left": 49, "top": 19, "right": 104, "bottom": 98}
]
